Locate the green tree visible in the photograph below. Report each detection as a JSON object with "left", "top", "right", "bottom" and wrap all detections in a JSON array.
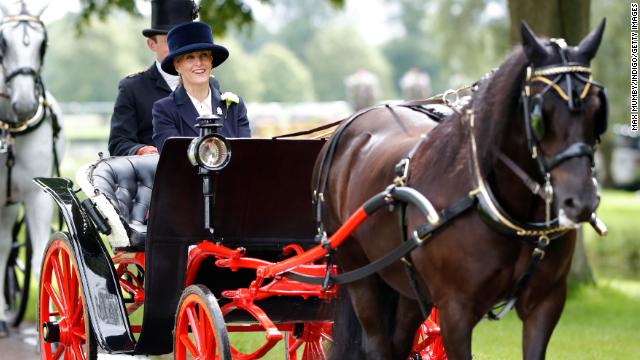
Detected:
[
  {"left": 304, "top": 25, "right": 394, "bottom": 101},
  {"left": 214, "top": 38, "right": 263, "bottom": 101},
  {"left": 382, "top": 0, "right": 445, "bottom": 93},
  {"left": 43, "top": 13, "right": 150, "bottom": 101},
  {"left": 427, "top": 0, "right": 510, "bottom": 88},
  {"left": 256, "top": 43, "right": 315, "bottom": 102},
  {"left": 76, "top": 0, "right": 345, "bottom": 35}
]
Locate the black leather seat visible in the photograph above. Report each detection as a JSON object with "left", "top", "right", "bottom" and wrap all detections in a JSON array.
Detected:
[{"left": 90, "top": 155, "right": 158, "bottom": 249}]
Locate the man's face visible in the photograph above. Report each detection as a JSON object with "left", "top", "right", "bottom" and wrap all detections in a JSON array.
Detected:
[{"left": 147, "top": 35, "right": 170, "bottom": 62}]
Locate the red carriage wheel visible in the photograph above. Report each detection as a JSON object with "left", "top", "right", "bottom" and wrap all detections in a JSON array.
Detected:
[
  {"left": 113, "top": 252, "right": 146, "bottom": 335},
  {"left": 175, "top": 285, "right": 231, "bottom": 360},
  {"left": 285, "top": 322, "right": 333, "bottom": 360},
  {"left": 410, "top": 307, "right": 446, "bottom": 360},
  {"left": 37, "top": 232, "right": 97, "bottom": 360}
]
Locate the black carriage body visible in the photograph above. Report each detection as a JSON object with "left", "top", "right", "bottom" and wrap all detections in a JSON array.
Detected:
[
  {"left": 38, "top": 137, "right": 330, "bottom": 356},
  {"left": 136, "top": 138, "right": 329, "bottom": 354}
]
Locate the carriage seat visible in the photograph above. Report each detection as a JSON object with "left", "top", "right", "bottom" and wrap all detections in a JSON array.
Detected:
[{"left": 77, "top": 155, "right": 158, "bottom": 250}]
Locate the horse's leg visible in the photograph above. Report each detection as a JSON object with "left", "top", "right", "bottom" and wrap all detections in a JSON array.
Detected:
[
  {"left": 392, "top": 294, "right": 426, "bottom": 358},
  {"left": 0, "top": 204, "right": 20, "bottom": 336},
  {"left": 438, "top": 300, "right": 476, "bottom": 360},
  {"left": 519, "top": 281, "right": 567, "bottom": 360},
  {"left": 348, "top": 277, "right": 396, "bottom": 360},
  {"left": 24, "top": 189, "right": 54, "bottom": 282}
]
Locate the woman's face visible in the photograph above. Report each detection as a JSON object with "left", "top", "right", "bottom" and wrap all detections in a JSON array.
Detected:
[{"left": 175, "top": 50, "right": 213, "bottom": 86}]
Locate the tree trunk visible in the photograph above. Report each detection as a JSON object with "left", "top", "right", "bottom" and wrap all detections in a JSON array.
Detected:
[{"left": 508, "top": 0, "right": 596, "bottom": 284}]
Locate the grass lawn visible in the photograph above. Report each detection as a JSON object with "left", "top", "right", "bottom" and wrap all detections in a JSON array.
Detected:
[
  {"left": 583, "top": 190, "right": 640, "bottom": 279},
  {"left": 472, "top": 280, "right": 640, "bottom": 359}
]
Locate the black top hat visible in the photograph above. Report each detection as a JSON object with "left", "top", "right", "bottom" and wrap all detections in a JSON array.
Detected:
[
  {"left": 142, "top": 0, "right": 199, "bottom": 38},
  {"left": 161, "top": 22, "right": 229, "bottom": 75}
]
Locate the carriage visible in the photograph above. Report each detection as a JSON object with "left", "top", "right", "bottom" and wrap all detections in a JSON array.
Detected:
[
  {"left": 34, "top": 113, "right": 445, "bottom": 359},
  {"left": 34, "top": 20, "right": 610, "bottom": 360}
]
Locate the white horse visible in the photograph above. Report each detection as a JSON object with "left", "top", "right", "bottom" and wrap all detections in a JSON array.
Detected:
[{"left": 0, "top": 1, "right": 63, "bottom": 337}]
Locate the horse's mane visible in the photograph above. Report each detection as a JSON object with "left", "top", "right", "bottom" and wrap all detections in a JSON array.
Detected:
[
  {"left": 469, "top": 46, "right": 528, "bottom": 174},
  {"left": 422, "top": 47, "right": 528, "bottom": 184}
]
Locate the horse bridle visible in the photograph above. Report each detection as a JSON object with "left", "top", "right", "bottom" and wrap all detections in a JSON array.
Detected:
[
  {"left": 481, "top": 39, "right": 610, "bottom": 232},
  {"left": 0, "top": 13, "right": 48, "bottom": 137},
  {"left": 0, "top": 13, "right": 48, "bottom": 75},
  {"left": 522, "top": 39, "right": 607, "bottom": 177}
]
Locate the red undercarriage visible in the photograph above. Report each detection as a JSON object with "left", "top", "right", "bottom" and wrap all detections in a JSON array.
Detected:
[{"left": 112, "top": 207, "right": 446, "bottom": 359}]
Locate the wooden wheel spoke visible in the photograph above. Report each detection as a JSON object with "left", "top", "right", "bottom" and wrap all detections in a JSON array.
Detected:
[
  {"left": 51, "top": 253, "right": 69, "bottom": 310},
  {"left": 69, "top": 266, "right": 79, "bottom": 311},
  {"left": 180, "top": 333, "right": 199, "bottom": 357},
  {"left": 52, "top": 344, "right": 65, "bottom": 360},
  {"left": 204, "top": 318, "right": 216, "bottom": 359},
  {"left": 71, "top": 297, "right": 83, "bottom": 324},
  {"left": 320, "top": 331, "right": 333, "bottom": 343},
  {"left": 186, "top": 306, "right": 203, "bottom": 352},
  {"left": 62, "top": 253, "right": 76, "bottom": 321},
  {"left": 118, "top": 278, "right": 138, "bottom": 294},
  {"left": 44, "top": 282, "right": 66, "bottom": 317},
  {"left": 69, "top": 340, "right": 84, "bottom": 360},
  {"left": 289, "top": 338, "right": 303, "bottom": 353},
  {"left": 72, "top": 325, "right": 87, "bottom": 341}
]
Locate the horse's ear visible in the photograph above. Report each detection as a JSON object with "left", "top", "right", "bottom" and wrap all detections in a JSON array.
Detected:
[
  {"left": 577, "top": 19, "right": 606, "bottom": 61},
  {"left": 520, "top": 21, "right": 547, "bottom": 63},
  {"left": 35, "top": 1, "right": 50, "bottom": 18},
  {"left": 0, "top": 2, "right": 10, "bottom": 16}
]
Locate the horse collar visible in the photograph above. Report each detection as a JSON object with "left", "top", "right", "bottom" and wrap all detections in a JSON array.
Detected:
[{"left": 464, "top": 108, "right": 569, "bottom": 241}]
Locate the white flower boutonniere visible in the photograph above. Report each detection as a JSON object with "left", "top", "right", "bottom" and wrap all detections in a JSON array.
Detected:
[{"left": 221, "top": 92, "right": 239, "bottom": 108}]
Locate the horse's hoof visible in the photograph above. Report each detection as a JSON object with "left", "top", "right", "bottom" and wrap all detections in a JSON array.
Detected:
[{"left": 0, "top": 321, "right": 9, "bottom": 338}]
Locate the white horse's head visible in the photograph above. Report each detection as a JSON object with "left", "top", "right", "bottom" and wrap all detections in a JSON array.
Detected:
[{"left": 0, "top": 1, "right": 48, "bottom": 122}]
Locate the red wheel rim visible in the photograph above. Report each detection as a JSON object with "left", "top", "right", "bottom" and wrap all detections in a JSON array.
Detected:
[
  {"left": 39, "top": 239, "right": 91, "bottom": 360},
  {"left": 175, "top": 293, "right": 220, "bottom": 360}
]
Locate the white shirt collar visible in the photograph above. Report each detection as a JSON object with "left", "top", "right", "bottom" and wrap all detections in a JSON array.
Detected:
[
  {"left": 187, "top": 87, "right": 212, "bottom": 117},
  {"left": 155, "top": 60, "right": 180, "bottom": 91}
]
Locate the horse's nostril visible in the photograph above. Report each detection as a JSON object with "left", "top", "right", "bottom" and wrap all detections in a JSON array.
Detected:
[{"left": 563, "top": 197, "right": 575, "bottom": 209}]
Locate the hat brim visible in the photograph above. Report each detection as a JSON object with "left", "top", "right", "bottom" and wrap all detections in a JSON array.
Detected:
[
  {"left": 142, "top": 28, "right": 170, "bottom": 37},
  {"left": 161, "top": 43, "right": 229, "bottom": 75}
]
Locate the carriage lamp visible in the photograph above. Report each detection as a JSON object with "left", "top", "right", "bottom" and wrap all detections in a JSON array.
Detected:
[
  {"left": 187, "top": 133, "right": 231, "bottom": 171},
  {"left": 187, "top": 114, "right": 231, "bottom": 172}
]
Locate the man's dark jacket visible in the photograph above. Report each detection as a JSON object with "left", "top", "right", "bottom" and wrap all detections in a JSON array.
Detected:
[
  {"left": 108, "top": 64, "right": 170, "bottom": 156},
  {"left": 152, "top": 78, "right": 250, "bottom": 153}
]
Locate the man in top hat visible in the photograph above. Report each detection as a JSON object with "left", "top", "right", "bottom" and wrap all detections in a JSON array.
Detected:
[{"left": 109, "top": 0, "right": 218, "bottom": 156}]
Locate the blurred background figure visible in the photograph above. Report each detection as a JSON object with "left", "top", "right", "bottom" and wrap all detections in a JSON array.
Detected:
[
  {"left": 610, "top": 124, "right": 640, "bottom": 190},
  {"left": 344, "top": 68, "right": 381, "bottom": 111},
  {"left": 399, "top": 67, "right": 432, "bottom": 100}
]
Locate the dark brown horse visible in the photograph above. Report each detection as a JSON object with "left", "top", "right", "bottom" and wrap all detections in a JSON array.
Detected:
[{"left": 318, "top": 21, "right": 607, "bottom": 360}]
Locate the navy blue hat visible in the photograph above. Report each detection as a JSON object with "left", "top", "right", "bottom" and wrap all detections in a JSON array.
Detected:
[{"left": 161, "top": 22, "right": 229, "bottom": 75}]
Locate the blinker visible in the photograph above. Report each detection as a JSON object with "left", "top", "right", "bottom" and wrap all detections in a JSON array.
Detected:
[{"left": 530, "top": 95, "right": 544, "bottom": 141}]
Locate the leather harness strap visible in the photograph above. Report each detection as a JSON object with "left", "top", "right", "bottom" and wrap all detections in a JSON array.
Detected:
[{"left": 284, "top": 194, "right": 476, "bottom": 286}]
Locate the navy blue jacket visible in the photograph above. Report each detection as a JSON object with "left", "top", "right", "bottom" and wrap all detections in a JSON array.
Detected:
[
  {"left": 152, "top": 78, "right": 250, "bottom": 153},
  {"left": 108, "top": 64, "right": 171, "bottom": 156}
]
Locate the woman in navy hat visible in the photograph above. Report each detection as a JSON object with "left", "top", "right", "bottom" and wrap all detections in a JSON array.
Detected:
[{"left": 152, "top": 22, "right": 250, "bottom": 152}]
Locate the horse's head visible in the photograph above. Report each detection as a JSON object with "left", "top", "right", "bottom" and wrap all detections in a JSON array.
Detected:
[
  {"left": 0, "top": 1, "right": 48, "bottom": 122},
  {"left": 520, "top": 21, "right": 607, "bottom": 226}
]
